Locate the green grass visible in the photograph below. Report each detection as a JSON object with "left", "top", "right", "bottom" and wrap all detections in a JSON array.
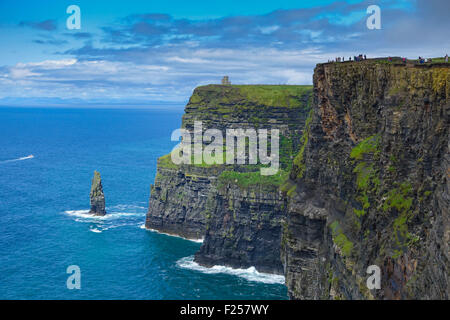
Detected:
[
  {"left": 281, "top": 179, "right": 298, "bottom": 198},
  {"left": 382, "top": 182, "right": 413, "bottom": 212},
  {"left": 371, "top": 57, "right": 448, "bottom": 65},
  {"left": 158, "top": 130, "right": 297, "bottom": 171},
  {"left": 329, "top": 221, "right": 354, "bottom": 257},
  {"left": 158, "top": 148, "right": 228, "bottom": 169},
  {"left": 408, "top": 57, "right": 448, "bottom": 65},
  {"left": 190, "top": 84, "right": 313, "bottom": 110},
  {"left": 350, "top": 134, "right": 381, "bottom": 217},
  {"left": 293, "top": 109, "right": 313, "bottom": 179},
  {"left": 423, "top": 190, "right": 432, "bottom": 197},
  {"left": 280, "top": 135, "right": 295, "bottom": 170},
  {"left": 353, "top": 162, "right": 379, "bottom": 191},
  {"left": 218, "top": 169, "right": 288, "bottom": 191},
  {"left": 157, "top": 153, "right": 179, "bottom": 169},
  {"left": 232, "top": 85, "right": 313, "bottom": 109},
  {"left": 350, "top": 135, "right": 380, "bottom": 160},
  {"left": 381, "top": 181, "right": 416, "bottom": 257}
]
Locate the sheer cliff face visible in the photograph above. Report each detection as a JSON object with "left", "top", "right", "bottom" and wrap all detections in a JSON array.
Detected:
[
  {"left": 284, "top": 62, "right": 449, "bottom": 299},
  {"left": 146, "top": 84, "right": 312, "bottom": 271},
  {"left": 146, "top": 164, "right": 216, "bottom": 239}
]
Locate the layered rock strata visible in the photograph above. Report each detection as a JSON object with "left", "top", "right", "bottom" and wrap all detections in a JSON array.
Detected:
[
  {"left": 146, "top": 85, "right": 312, "bottom": 271},
  {"left": 283, "top": 61, "right": 449, "bottom": 299}
]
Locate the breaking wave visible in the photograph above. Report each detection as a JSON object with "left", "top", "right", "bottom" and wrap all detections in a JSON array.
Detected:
[
  {"left": 63, "top": 204, "right": 146, "bottom": 232},
  {"left": 1, "top": 154, "right": 34, "bottom": 163},
  {"left": 65, "top": 209, "right": 143, "bottom": 221},
  {"left": 140, "top": 224, "right": 204, "bottom": 243},
  {"left": 176, "top": 256, "right": 285, "bottom": 284}
]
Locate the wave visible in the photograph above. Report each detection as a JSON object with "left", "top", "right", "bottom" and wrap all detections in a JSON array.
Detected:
[
  {"left": 109, "top": 204, "right": 146, "bottom": 212},
  {"left": 63, "top": 204, "right": 147, "bottom": 233},
  {"left": 176, "top": 256, "right": 285, "bottom": 284},
  {"left": 141, "top": 224, "right": 204, "bottom": 243},
  {"left": 1, "top": 154, "right": 34, "bottom": 163},
  {"left": 65, "top": 209, "right": 143, "bottom": 221}
]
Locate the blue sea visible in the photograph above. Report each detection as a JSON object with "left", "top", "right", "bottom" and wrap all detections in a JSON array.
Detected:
[{"left": 0, "top": 107, "right": 287, "bottom": 300}]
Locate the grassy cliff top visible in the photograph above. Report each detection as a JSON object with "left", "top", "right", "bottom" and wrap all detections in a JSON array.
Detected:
[
  {"left": 321, "top": 56, "right": 450, "bottom": 68},
  {"left": 318, "top": 57, "right": 449, "bottom": 97},
  {"left": 187, "top": 84, "right": 312, "bottom": 110}
]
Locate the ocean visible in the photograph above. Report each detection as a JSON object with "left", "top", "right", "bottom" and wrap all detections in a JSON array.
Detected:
[{"left": 0, "top": 107, "right": 287, "bottom": 300}]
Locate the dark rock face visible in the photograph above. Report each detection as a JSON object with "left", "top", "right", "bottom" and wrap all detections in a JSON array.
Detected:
[
  {"left": 284, "top": 61, "right": 449, "bottom": 299},
  {"left": 146, "top": 85, "right": 312, "bottom": 272},
  {"left": 194, "top": 182, "right": 286, "bottom": 274},
  {"left": 146, "top": 165, "right": 220, "bottom": 240},
  {"left": 89, "top": 171, "right": 106, "bottom": 216}
]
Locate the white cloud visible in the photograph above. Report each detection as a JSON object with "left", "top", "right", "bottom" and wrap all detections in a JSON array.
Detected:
[
  {"left": 16, "top": 59, "right": 77, "bottom": 69},
  {"left": 9, "top": 67, "right": 40, "bottom": 79},
  {"left": 259, "top": 25, "right": 280, "bottom": 34},
  {"left": 0, "top": 46, "right": 345, "bottom": 102}
]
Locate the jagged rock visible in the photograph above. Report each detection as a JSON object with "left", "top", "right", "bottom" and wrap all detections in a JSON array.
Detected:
[{"left": 89, "top": 171, "right": 106, "bottom": 216}]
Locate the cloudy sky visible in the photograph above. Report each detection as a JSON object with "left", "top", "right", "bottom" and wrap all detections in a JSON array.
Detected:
[{"left": 0, "top": 0, "right": 448, "bottom": 107}]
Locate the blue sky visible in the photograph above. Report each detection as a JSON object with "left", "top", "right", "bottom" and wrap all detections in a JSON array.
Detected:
[{"left": 0, "top": 0, "right": 448, "bottom": 106}]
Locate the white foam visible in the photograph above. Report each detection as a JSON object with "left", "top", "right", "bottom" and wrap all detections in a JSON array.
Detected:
[
  {"left": 176, "top": 256, "right": 285, "bottom": 284},
  {"left": 65, "top": 209, "right": 92, "bottom": 217},
  {"left": 63, "top": 207, "right": 146, "bottom": 233},
  {"left": 109, "top": 204, "right": 146, "bottom": 211},
  {"left": 104, "top": 212, "right": 144, "bottom": 219},
  {"left": 1, "top": 154, "right": 34, "bottom": 163},
  {"left": 64, "top": 210, "right": 143, "bottom": 220},
  {"left": 64, "top": 209, "right": 105, "bottom": 220},
  {"left": 141, "top": 225, "right": 204, "bottom": 243}
]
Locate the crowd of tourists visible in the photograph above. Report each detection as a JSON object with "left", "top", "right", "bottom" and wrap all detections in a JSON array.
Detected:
[
  {"left": 416, "top": 54, "right": 448, "bottom": 64},
  {"left": 328, "top": 54, "right": 367, "bottom": 63},
  {"left": 328, "top": 54, "right": 448, "bottom": 64}
]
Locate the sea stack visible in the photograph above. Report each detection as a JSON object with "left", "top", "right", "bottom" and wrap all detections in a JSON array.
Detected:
[{"left": 89, "top": 171, "right": 106, "bottom": 216}]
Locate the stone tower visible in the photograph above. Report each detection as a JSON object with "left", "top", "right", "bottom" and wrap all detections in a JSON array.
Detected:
[{"left": 221, "top": 76, "right": 231, "bottom": 85}]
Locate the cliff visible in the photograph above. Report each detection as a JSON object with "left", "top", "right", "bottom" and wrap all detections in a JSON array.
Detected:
[
  {"left": 283, "top": 61, "right": 449, "bottom": 299},
  {"left": 194, "top": 165, "right": 288, "bottom": 274},
  {"left": 145, "top": 59, "right": 449, "bottom": 299},
  {"left": 146, "top": 84, "right": 312, "bottom": 272},
  {"left": 89, "top": 170, "right": 106, "bottom": 216}
]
